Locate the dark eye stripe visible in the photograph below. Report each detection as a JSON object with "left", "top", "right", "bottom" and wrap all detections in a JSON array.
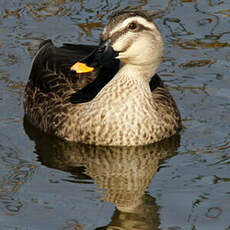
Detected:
[
  {"left": 109, "top": 22, "right": 153, "bottom": 45},
  {"left": 110, "top": 29, "right": 129, "bottom": 44}
]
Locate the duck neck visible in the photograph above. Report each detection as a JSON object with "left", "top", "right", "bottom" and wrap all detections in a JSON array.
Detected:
[
  {"left": 118, "top": 62, "right": 159, "bottom": 83},
  {"left": 92, "top": 62, "right": 159, "bottom": 105}
]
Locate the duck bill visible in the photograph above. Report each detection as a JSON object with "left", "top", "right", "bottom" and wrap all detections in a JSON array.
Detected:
[
  {"left": 71, "top": 39, "right": 118, "bottom": 74},
  {"left": 93, "top": 39, "right": 119, "bottom": 66}
]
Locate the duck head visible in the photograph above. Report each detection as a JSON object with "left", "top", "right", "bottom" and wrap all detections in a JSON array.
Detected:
[{"left": 72, "top": 11, "right": 163, "bottom": 79}]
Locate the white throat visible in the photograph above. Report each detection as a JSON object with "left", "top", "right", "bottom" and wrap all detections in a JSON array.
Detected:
[{"left": 117, "top": 61, "right": 159, "bottom": 83}]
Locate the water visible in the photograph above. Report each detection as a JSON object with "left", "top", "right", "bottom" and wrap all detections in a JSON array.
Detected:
[{"left": 0, "top": 0, "right": 230, "bottom": 229}]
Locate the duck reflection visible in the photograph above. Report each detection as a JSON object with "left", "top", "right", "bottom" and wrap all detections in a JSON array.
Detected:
[{"left": 24, "top": 117, "right": 180, "bottom": 230}]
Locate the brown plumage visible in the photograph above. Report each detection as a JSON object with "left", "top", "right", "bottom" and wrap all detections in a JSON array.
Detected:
[{"left": 24, "top": 11, "right": 181, "bottom": 146}]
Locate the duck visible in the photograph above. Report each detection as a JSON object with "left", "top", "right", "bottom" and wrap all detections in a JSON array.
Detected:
[{"left": 24, "top": 10, "right": 182, "bottom": 146}]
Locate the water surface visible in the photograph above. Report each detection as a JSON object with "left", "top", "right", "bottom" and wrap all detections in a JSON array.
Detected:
[{"left": 0, "top": 0, "right": 230, "bottom": 229}]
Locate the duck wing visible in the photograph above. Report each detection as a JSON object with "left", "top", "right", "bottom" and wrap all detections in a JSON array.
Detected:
[
  {"left": 28, "top": 40, "right": 99, "bottom": 95},
  {"left": 69, "top": 58, "right": 120, "bottom": 103},
  {"left": 27, "top": 39, "right": 120, "bottom": 103}
]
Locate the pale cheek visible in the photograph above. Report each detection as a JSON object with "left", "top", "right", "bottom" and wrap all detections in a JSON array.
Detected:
[
  {"left": 112, "top": 34, "right": 133, "bottom": 52},
  {"left": 129, "top": 41, "right": 152, "bottom": 60},
  {"left": 112, "top": 39, "right": 124, "bottom": 52},
  {"left": 112, "top": 33, "right": 163, "bottom": 63},
  {"left": 136, "top": 37, "right": 163, "bottom": 57}
]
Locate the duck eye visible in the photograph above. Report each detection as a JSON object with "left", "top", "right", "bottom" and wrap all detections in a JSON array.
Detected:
[{"left": 128, "top": 22, "right": 137, "bottom": 30}]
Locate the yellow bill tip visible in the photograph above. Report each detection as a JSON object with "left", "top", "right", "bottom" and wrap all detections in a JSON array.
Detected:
[{"left": 70, "top": 62, "right": 94, "bottom": 74}]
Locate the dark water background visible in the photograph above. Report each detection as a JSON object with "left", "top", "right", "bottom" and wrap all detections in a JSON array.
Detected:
[{"left": 0, "top": 0, "right": 230, "bottom": 229}]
